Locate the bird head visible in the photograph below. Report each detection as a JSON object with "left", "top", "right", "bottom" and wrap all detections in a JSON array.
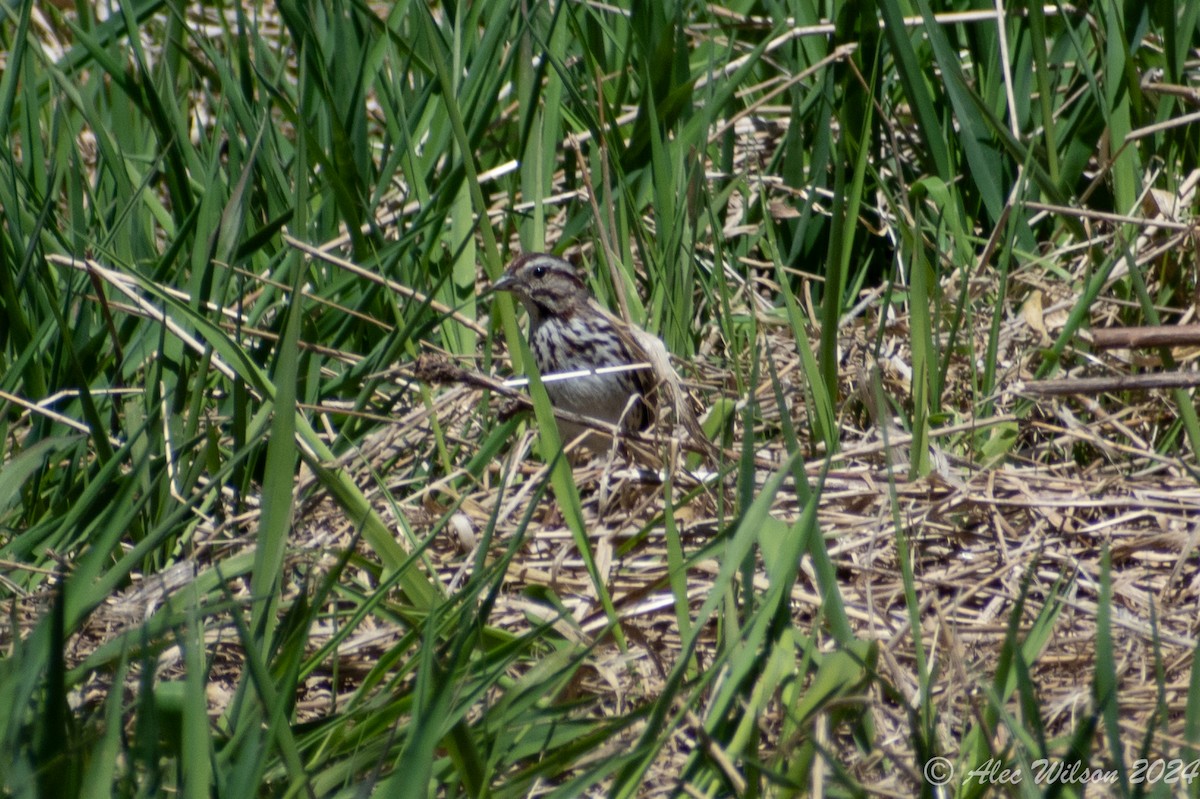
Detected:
[{"left": 490, "top": 253, "right": 588, "bottom": 321}]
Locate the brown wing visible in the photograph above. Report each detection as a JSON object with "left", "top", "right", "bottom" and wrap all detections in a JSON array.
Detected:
[{"left": 592, "top": 301, "right": 715, "bottom": 459}]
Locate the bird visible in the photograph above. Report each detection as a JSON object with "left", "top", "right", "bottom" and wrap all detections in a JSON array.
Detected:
[{"left": 489, "top": 253, "right": 660, "bottom": 450}]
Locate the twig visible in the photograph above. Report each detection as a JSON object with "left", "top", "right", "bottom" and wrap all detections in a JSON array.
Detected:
[
  {"left": 1022, "top": 372, "right": 1200, "bottom": 396},
  {"left": 1090, "top": 325, "right": 1200, "bottom": 351}
]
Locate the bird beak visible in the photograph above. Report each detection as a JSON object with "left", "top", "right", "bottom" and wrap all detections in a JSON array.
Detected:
[{"left": 488, "top": 273, "right": 515, "bottom": 294}]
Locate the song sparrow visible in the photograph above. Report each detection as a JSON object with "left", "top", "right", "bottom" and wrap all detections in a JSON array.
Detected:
[{"left": 490, "top": 253, "right": 661, "bottom": 449}]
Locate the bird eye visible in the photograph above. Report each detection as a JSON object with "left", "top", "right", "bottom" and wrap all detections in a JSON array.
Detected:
[{"left": 532, "top": 265, "right": 547, "bottom": 278}]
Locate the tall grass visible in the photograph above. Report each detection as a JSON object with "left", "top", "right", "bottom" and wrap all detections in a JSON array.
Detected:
[{"left": 2, "top": 0, "right": 1198, "bottom": 795}]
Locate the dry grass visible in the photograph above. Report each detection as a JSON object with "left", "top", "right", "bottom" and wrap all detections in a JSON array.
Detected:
[{"left": 68, "top": 216, "right": 1200, "bottom": 792}]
